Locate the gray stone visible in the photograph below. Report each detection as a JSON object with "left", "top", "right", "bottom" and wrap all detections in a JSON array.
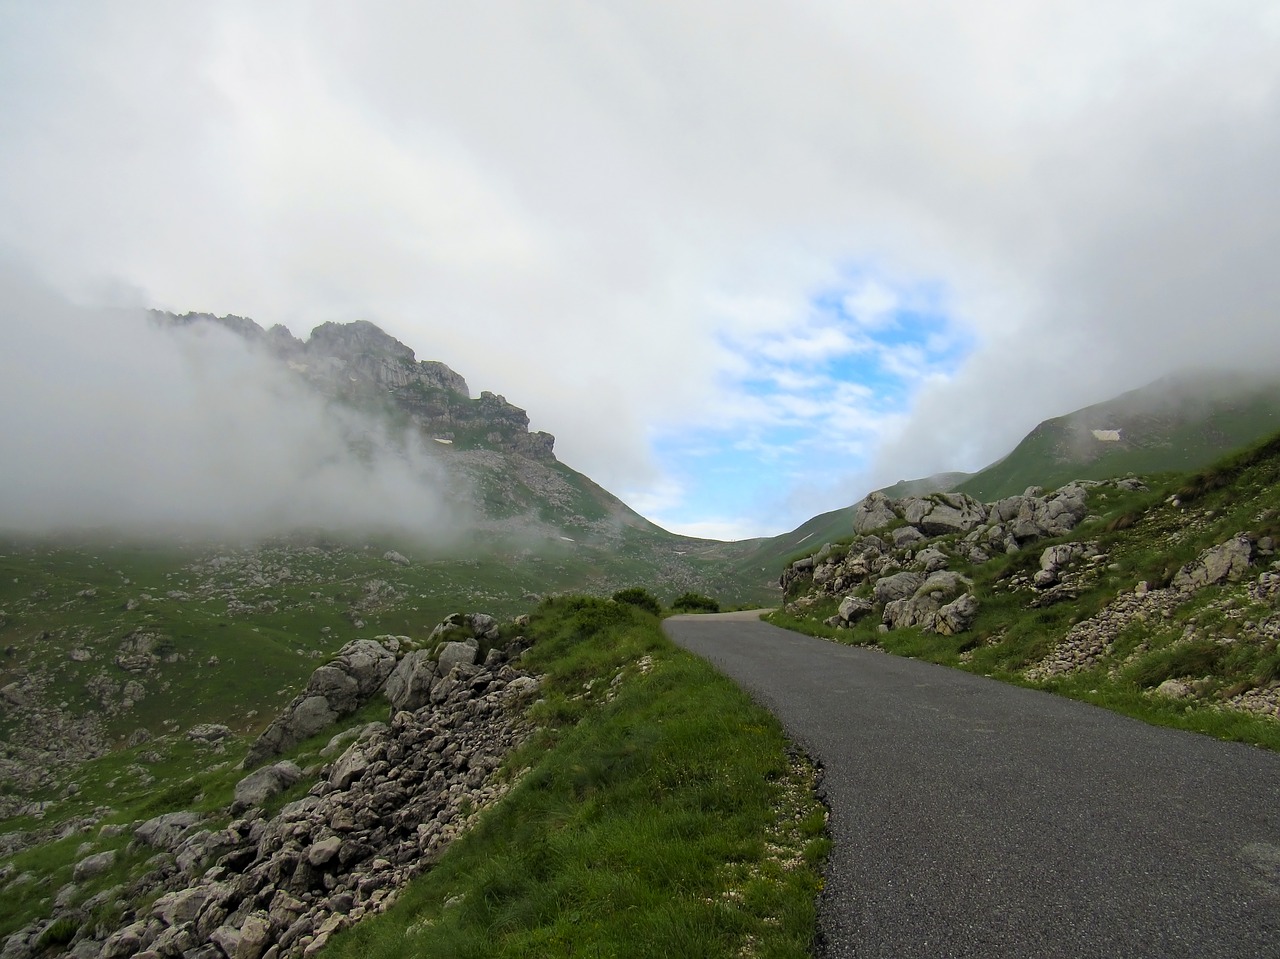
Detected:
[
  {"left": 384, "top": 650, "right": 438, "bottom": 712},
  {"left": 438, "top": 641, "right": 479, "bottom": 672},
  {"left": 913, "top": 547, "right": 949, "bottom": 573},
  {"left": 186, "top": 723, "right": 231, "bottom": 743},
  {"left": 234, "top": 761, "right": 303, "bottom": 810},
  {"left": 837, "top": 596, "right": 875, "bottom": 624},
  {"left": 73, "top": 849, "right": 117, "bottom": 881},
  {"left": 329, "top": 744, "right": 371, "bottom": 790},
  {"left": 136, "top": 810, "right": 202, "bottom": 851},
  {"left": 916, "top": 493, "right": 988, "bottom": 536},
  {"left": 852, "top": 492, "right": 899, "bottom": 533},
  {"left": 1154, "top": 678, "right": 1194, "bottom": 699},
  {"left": 891, "top": 526, "right": 926, "bottom": 548},
  {"left": 101, "top": 920, "right": 149, "bottom": 957},
  {"left": 935, "top": 593, "right": 980, "bottom": 635},
  {"left": 873, "top": 572, "right": 925, "bottom": 605},
  {"left": 152, "top": 886, "right": 211, "bottom": 926},
  {"left": 1173, "top": 535, "right": 1254, "bottom": 592},
  {"left": 307, "top": 836, "right": 342, "bottom": 867},
  {"left": 382, "top": 550, "right": 410, "bottom": 566}
]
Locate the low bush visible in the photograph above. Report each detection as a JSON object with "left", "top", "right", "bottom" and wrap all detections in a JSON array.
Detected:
[
  {"left": 611, "top": 587, "right": 662, "bottom": 617},
  {"left": 671, "top": 592, "right": 720, "bottom": 613}
]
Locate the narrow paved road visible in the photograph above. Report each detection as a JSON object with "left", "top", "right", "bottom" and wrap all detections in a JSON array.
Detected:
[{"left": 665, "top": 612, "right": 1280, "bottom": 958}]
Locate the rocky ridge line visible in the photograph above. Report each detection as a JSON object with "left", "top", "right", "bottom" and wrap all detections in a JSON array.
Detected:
[{"left": 156, "top": 312, "right": 555, "bottom": 463}]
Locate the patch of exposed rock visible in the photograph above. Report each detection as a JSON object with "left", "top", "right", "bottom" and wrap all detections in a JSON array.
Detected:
[
  {"left": 244, "top": 640, "right": 397, "bottom": 769},
  {"left": 1024, "top": 533, "right": 1265, "bottom": 682},
  {"left": 12, "top": 619, "right": 546, "bottom": 959}
]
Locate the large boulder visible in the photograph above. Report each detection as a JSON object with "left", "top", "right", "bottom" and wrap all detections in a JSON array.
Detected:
[
  {"left": 438, "top": 641, "right": 479, "bottom": 673},
  {"left": 873, "top": 571, "right": 924, "bottom": 605},
  {"left": 383, "top": 650, "right": 438, "bottom": 712},
  {"left": 244, "top": 640, "right": 397, "bottom": 769},
  {"left": 882, "top": 571, "right": 975, "bottom": 633},
  {"left": 233, "top": 761, "right": 302, "bottom": 811},
  {"left": 135, "top": 811, "right": 203, "bottom": 852},
  {"left": 915, "top": 493, "right": 988, "bottom": 537},
  {"left": 934, "top": 593, "right": 980, "bottom": 635},
  {"left": 333, "top": 640, "right": 397, "bottom": 698},
  {"left": 913, "top": 546, "right": 950, "bottom": 573},
  {"left": 837, "top": 596, "right": 875, "bottom": 624},
  {"left": 853, "top": 492, "right": 899, "bottom": 534},
  {"left": 1172, "top": 535, "right": 1254, "bottom": 592},
  {"left": 428, "top": 612, "right": 500, "bottom": 645},
  {"left": 1035, "top": 542, "right": 1098, "bottom": 588}
]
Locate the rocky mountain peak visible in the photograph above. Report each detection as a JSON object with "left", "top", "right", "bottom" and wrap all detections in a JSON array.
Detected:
[
  {"left": 153, "top": 311, "right": 555, "bottom": 461},
  {"left": 306, "top": 319, "right": 415, "bottom": 364}
]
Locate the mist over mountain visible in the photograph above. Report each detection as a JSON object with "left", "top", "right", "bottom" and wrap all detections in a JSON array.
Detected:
[{"left": 0, "top": 273, "right": 469, "bottom": 539}]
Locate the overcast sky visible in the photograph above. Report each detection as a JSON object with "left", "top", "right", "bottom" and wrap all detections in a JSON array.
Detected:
[{"left": 2, "top": 2, "right": 1279, "bottom": 540}]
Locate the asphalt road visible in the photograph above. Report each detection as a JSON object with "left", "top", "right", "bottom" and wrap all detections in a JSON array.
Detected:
[{"left": 664, "top": 612, "right": 1280, "bottom": 959}]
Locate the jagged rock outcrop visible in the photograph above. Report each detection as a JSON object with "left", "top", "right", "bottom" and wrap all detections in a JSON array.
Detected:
[
  {"left": 852, "top": 492, "right": 898, "bottom": 534},
  {"left": 157, "top": 312, "right": 558, "bottom": 463},
  {"left": 882, "top": 571, "right": 975, "bottom": 633},
  {"left": 244, "top": 640, "right": 396, "bottom": 769},
  {"left": 782, "top": 480, "right": 1131, "bottom": 638},
  {"left": 908, "top": 493, "right": 989, "bottom": 537},
  {"left": 1171, "top": 534, "right": 1254, "bottom": 592},
  {"left": 14, "top": 618, "right": 546, "bottom": 959}
]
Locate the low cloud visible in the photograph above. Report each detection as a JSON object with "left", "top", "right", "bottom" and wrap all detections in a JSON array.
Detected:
[{"left": 0, "top": 268, "right": 460, "bottom": 539}]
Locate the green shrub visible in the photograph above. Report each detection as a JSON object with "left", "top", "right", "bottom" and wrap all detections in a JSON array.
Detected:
[
  {"left": 671, "top": 592, "right": 720, "bottom": 614},
  {"left": 611, "top": 587, "right": 662, "bottom": 617},
  {"left": 1128, "top": 640, "right": 1227, "bottom": 688}
]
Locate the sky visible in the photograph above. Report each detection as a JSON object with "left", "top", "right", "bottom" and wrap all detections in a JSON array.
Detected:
[{"left": 2, "top": 2, "right": 1279, "bottom": 540}]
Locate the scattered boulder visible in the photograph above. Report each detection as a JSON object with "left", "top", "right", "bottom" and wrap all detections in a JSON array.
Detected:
[
  {"left": 873, "top": 572, "right": 925, "bottom": 605},
  {"left": 934, "top": 593, "right": 980, "bottom": 636},
  {"left": 244, "top": 640, "right": 396, "bottom": 768},
  {"left": 852, "top": 492, "right": 899, "bottom": 533},
  {"left": 1172, "top": 535, "right": 1254, "bottom": 593},
  {"left": 912, "top": 493, "right": 988, "bottom": 537},
  {"left": 438, "top": 641, "right": 479, "bottom": 673},
  {"left": 72, "top": 849, "right": 116, "bottom": 882},
  {"left": 1034, "top": 542, "right": 1099, "bottom": 588},
  {"left": 836, "top": 596, "right": 875, "bottom": 625},
  {"left": 136, "top": 811, "right": 203, "bottom": 852},
  {"left": 913, "top": 546, "right": 950, "bottom": 573},
  {"left": 891, "top": 526, "right": 927, "bottom": 548},
  {"left": 233, "top": 761, "right": 303, "bottom": 811},
  {"left": 382, "top": 550, "right": 410, "bottom": 567},
  {"left": 1154, "top": 678, "right": 1195, "bottom": 699},
  {"left": 383, "top": 650, "right": 438, "bottom": 712},
  {"left": 186, "top": 723, "right": 231, "bottom": 744}
]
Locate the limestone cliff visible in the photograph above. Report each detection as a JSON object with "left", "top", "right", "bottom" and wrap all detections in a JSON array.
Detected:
[{"left": 156, "top": 312, "right": 555, "bottom": 462}]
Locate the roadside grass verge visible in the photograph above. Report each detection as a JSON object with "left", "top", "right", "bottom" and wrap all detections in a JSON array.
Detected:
[{"left": 327, "top": 596, "right": 829, "bottom": 959}]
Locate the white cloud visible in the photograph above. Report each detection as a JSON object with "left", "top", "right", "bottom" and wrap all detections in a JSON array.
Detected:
[
  {"left": 2, "top": 2, "right": 1279, "bottom": 536},
  {"left": 842, "top": 280, "right": 900, "bottom": 329},
  {"left": 0, "top": 270, "right": 461, "bottom": 538}
]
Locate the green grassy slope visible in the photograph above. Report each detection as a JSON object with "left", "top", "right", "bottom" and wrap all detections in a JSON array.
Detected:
[
  {"left": 954, "top": 371, "right": 1280, "bottom": 500},
  {"left": 327, "top": 599, "right": 828, "bottom": 958}
]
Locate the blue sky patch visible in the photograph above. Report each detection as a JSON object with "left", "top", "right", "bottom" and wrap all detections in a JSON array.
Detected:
[{"left": 636, "top": 270, "right": 976, "bottom": 539}]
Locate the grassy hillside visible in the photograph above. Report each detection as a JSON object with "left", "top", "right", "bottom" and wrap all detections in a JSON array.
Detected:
[
  {"left": 954, "top": 371, "right": 1280, "bottom": 500},
  {"left": 326, "top": 599, "right": 828, "bottom": 958},
  {"left": 0, "top": 595, "right": 829, "bottom": 955},
  {"left": 772, "top": 429, "right": 1280, "bottom": 750}
]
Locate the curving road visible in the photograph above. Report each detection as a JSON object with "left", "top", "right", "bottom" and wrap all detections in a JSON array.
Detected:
[{"left": 665, "top": 612, "right": 1280, "bottom": 959}]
